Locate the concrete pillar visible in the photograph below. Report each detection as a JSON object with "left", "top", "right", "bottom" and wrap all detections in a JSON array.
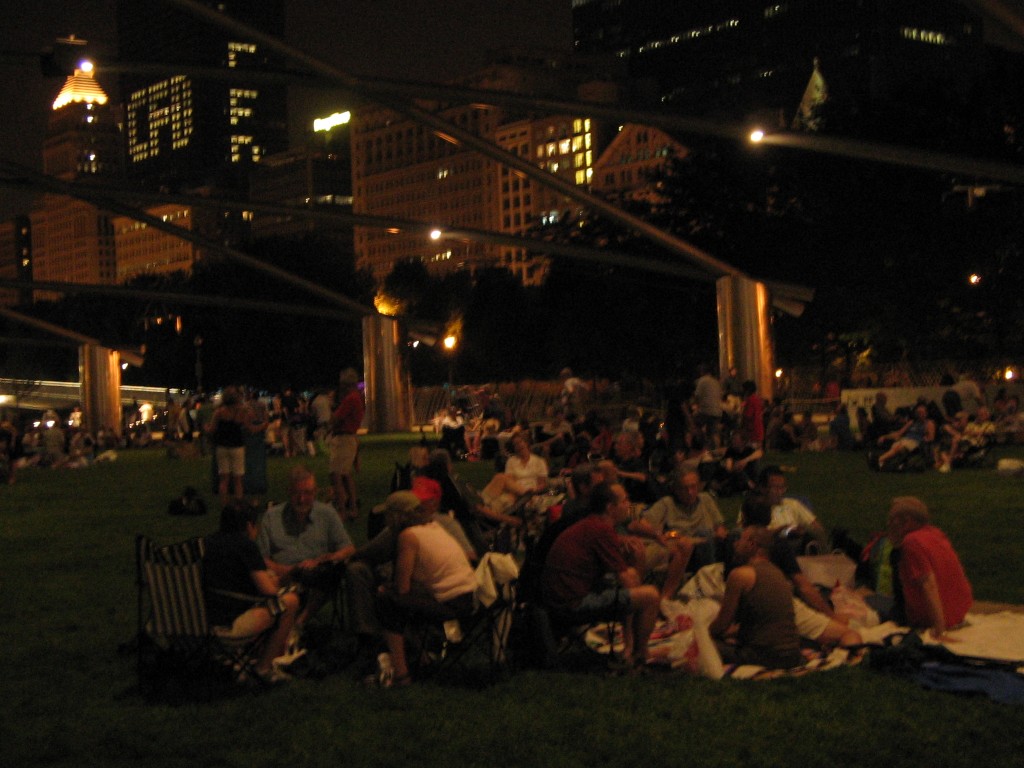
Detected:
[
  {"left": 362, "top": 314, "right": 411, "bottom": 433},
  {"left": 716, "top": 275, "right": 775, "bottom": 401},
  {"left": 80, "top": 344, "right": 122, "bottom": 438}
]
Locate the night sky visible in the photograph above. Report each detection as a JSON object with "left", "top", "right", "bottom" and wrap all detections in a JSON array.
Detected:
[
  {"left": 2, "top": 0, "right": 1022, "bottom": 219},
  {"left": 0, "top": 0, "right": 571, "bottom": 218}
]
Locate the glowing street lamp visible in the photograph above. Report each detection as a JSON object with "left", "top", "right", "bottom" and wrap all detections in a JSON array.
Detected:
[
  {"left": 443, "top": 333, "right": 458, "bottom": 388},
  {"left": 969, "top": 273, "right": 982, "bottom": 286},
  {"left": 430, "top": 228, "right": 443, "bottom": 241},
  {"left": 749, "top": 129, "right": 766, "bottom": 143}
]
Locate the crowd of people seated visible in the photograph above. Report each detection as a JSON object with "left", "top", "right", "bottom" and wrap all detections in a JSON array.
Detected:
[{"left": 126, "top": 363, "right": 1005, "bottom": 689}]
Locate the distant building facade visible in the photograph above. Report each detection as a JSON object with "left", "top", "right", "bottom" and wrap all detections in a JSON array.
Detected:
[
  {"left": 117, "top": 0, "right": 288, "bottom": 187},
  {"left": 590, "top": 123, "right": 687, "bottom": 202},
  {"left": 0, "top": 216, "right": 32, "bottom": 307},
  {"left": 116, "top": 0, "right": 288, "bottom": 244},
  {"left": 250, "top": 113, "right": 354, "bottom": 242},
  {"left": 111, "top": 204, "right": 202, "bottom": 282},
  {"left": 30, "top": 64, "right": 121, "bottom": 299},
  {"left": 351, "top": 57, "right": 621, "bottom": 285},
  {"left": 571, "top": 0, "right": 985, "bottom": 124}
]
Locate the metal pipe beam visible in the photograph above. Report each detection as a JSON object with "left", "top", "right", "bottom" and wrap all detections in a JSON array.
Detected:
[{"left": 163, "top": 0, "right": 740, "bottom": 279}]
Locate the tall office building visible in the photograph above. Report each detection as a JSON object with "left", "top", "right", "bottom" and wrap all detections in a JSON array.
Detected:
[
  {"left": 0, "top": 216, "right": 32, "bottom": 308},
  {"left": 590, "top": 123, "right": 687, "bottom": 202},
  {"left": 352, "top": 98, "right": 502, "bottom": 283},
  {"left": 352, "top": 57, "right": 618, "bottom": 285},
  {"left": 249, "top": 110, "right": 354, "bottom": 241},
  {"left": 116, "top": 0, "right": 288, "bottom": 242},
  {"left": 572, "top": 0, "right": 984, "bottom": 123},
  {"left": 30, "top": 64, "right": 121, "bottom": 296},
  {"left": 111, "top": 204, "right": 204, "bottom": 282}
]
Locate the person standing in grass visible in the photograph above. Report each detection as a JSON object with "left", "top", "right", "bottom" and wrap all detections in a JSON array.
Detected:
[
  {"left": 885, "top": 496, "right": 972, "bottom": 639},
  {"left": 208, "top": 385, "right": 249, "bottom": 505},
  {"left": 328, "top": 368, "right": 364, "bottom": 520}
]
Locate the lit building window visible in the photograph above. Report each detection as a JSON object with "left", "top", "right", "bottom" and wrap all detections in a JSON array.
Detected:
[{"left": 901, "top": 27, "right": 951, "bottom": 45}]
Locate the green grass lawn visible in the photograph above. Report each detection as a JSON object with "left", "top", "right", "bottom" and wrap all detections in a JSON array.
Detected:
[{"left": 2, "top": 437, "right": 1023, "bottom": 768}]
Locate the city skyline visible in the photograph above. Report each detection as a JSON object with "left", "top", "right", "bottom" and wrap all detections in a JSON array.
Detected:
[{"left": 0, "top": 0, "right": 572, "bottom": 219}]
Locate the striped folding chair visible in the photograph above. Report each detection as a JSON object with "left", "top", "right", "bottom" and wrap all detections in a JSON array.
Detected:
[{"left": 134, "top": 535, "right": 268, "bottom": 697}]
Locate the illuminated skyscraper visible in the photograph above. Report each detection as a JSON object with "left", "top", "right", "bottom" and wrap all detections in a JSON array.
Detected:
[
  {"left": 250, "top": 110, "right": 354, "bottom": 241},
  {"left": 352, "top": 58, "right": 616, "bottom": 285},
  {"left": 30, "top": 63, "right": 121, "bottom": 295},
  {"left": 116, "top": 0, "right": 287, "bottom": 202}
]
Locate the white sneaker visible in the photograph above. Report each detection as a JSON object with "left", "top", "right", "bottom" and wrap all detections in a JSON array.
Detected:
[
  {"left": 377, "top": 652, "right": 394, "bottom": 688},
  {"left": 284, "top": 627, "right": 304, "bottom": 656},
  {"left": 443, "top": 619, "right": 464, "bottom": 643},
  {"left": 273, "top": 646, "right": 306, "bottom": 668}
]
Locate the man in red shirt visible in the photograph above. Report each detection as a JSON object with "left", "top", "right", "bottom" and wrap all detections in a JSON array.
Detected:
[
  {"left": 741, "top": 380, "right": 765, "bottom": 448},
  {"left": 328, "top": 368, "right": 365, "bottom": 520},
  {"left": 541, "top": 481, "right": 660, "bottom": 670},
  {"left": 887, "top": 496, "right": 973, "bottom": 638}
]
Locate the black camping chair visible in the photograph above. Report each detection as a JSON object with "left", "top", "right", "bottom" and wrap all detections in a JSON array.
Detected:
[
  {"left": 134, "top": 535, "right": 275, "bottom": 699},
  {"left": 413, "top": 553, "right": 519, "bottom": 685}
]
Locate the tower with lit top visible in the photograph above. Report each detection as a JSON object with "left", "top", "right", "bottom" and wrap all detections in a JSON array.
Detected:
[{"left": 30, "top": 61, "right": 122, "bottom": 294}]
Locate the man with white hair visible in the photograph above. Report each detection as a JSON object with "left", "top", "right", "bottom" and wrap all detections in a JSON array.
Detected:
[{"left": 886, "top": 496, "right": 972, "bottom": 638}]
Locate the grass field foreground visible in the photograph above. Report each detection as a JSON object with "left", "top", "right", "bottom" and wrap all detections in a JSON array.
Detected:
[{"left": 2, "top": 436, "right": 1023, "bottom": 768}]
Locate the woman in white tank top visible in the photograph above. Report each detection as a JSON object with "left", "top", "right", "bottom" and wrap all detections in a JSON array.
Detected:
[{"left": 376, "top": 491, "right": 477, "bottom": 685}]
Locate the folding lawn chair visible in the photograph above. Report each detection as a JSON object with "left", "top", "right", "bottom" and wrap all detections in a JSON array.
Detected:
[
  {"left": 416, "top": 552, "right": 520, "bottom": 685},
  {"left": 134, "top": 534, "right": 271, "bottom": 698}
]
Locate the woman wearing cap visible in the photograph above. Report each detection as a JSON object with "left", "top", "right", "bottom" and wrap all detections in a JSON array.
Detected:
[{"left": 375, "top": 490, "right": 477, "bottom": 686}]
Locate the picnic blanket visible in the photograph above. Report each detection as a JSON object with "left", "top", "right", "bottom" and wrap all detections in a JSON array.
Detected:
[
  {"left": 583, "top": 599, "right": 868, "bottom": 680},
  {"left": 585, "top": 564, "right": 1024, "bottom": 684}
]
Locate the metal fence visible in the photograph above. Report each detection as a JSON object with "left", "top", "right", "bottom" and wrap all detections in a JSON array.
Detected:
[{"left": 411, "top": 358, "right": 1021, "bottom": 428}]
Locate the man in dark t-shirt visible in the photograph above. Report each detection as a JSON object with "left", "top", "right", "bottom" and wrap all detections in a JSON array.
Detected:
[
  {"left": 727, "top": 495, "right": 860, "bottom": 649},
  {"left": 202, "top": 501, "right": 300, "bottom": 682},
  {"left": 711, "top": 525, "right": 802, "bottom": 669},
  {"left": 541, "top": 482, "right": 659, "bottom": 669}
]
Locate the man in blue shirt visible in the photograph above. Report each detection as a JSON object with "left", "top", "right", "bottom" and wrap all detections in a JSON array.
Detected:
[{"left": 258, "top": 465, "right": 355, "bottom": 629}]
